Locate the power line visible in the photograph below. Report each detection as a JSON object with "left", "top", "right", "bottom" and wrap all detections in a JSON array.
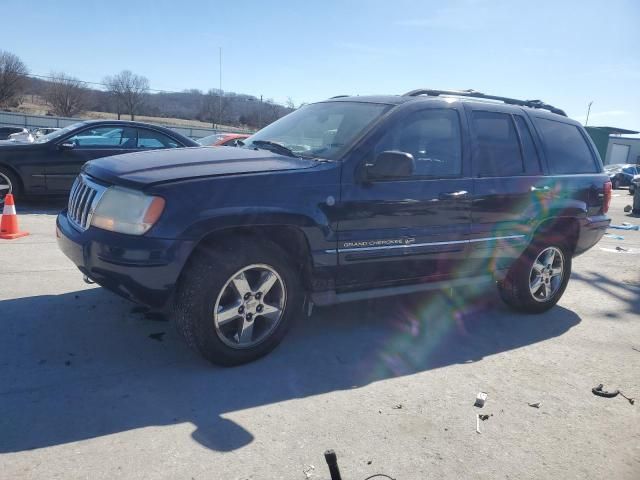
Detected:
[{"left": 25, "top": 72, "right": 183, "bottom": 94}]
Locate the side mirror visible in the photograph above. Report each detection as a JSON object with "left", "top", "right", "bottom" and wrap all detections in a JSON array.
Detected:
[
  {"left": 366, "top": 151, "right": 415, "bottom": 179},
  {"left": 58, "top": 141, "right": 75, "bottom": 150}
]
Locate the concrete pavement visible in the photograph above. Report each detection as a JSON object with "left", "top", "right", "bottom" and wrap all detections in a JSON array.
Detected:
[{"left": 0, "top": 194, "right": 638, "bottom": 479}]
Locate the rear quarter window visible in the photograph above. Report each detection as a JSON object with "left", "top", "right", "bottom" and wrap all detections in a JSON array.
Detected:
[{"left": 533, "top": 118, "right": 597, "bottom": 174}]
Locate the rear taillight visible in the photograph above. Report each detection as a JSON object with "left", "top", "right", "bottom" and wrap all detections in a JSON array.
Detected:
[{"left": 603, "top": 180, "right": 612, "bottom": 213}]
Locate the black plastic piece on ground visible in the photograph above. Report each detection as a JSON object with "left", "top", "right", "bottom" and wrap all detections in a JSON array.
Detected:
[{"left": 324, "top": 449, "right": 343, "bottom": 480}]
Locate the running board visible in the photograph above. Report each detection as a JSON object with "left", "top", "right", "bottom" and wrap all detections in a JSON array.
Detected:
[{"left": 311, "top": 275, "right": 498, "bottom": 306}]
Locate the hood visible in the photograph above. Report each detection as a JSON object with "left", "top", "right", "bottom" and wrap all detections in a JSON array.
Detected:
[{"left": 84, "top": 146, "right": 318, "bottom": 187}]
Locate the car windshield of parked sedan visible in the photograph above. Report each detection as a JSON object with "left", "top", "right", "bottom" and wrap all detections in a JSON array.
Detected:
[
  {"left": 34, "top": 122, "right": 88, "bottom": 144},
  {"left": 241, "top": 102, "right": 391, "bottom": 160}
]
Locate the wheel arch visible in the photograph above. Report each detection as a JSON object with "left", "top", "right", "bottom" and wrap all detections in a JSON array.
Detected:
[
  {"left": 531, "top": 216, "right": 580, "bottom": 255},
  {"left": 180, "top": 224, "right": 316, "bottom": 292}
]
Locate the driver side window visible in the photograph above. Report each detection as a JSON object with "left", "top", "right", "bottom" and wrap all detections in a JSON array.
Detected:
[
  {"left": 374, "top": 109, "right": 462, "bottom": 177},
  {"left": 68, "top": 126, "right": 137, "bottom": 149}
]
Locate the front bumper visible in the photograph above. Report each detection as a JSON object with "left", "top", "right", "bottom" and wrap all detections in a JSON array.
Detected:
[
  {"left": 56, "top": 210, "right": 195, "bottom": 308},
  {"left": 574, "top": 215, "right": 610, "bottom": 256}
]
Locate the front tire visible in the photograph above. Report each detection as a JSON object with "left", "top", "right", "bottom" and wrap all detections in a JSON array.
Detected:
[
  {"left": 0, "top": 167, "right": 20, "bottom": 205},
  {"left": 498, "top": 241, "right": 572, "bottom": 314},
  {"left": 173, "top": 237, "right": 303, "bottom": 366}
]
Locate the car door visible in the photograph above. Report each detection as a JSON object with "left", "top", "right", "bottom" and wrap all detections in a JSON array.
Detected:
[
  {"left": 336, "top": 104, "right": 473, "bottom": 289},
  {"left": 465, "top": 104, "right": 544, "bottom": 273},
  {"left": 45, "top": 125, "right": 138, "bottom": 193}
]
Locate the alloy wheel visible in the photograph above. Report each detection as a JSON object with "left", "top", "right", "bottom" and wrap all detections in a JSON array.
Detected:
[
  {"left": 213, "top": 264, "right": 287, "bottom": 349},
  {"left": 0, "top": 172, "right": 12, "bottom": 204},
  {"left": 529, "top": 246, "right": 564, "bottom": 302}
]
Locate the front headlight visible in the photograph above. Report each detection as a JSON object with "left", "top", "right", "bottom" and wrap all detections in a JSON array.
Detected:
[{"left": 91, "top": 186, "right": 165, "bottom": 235}]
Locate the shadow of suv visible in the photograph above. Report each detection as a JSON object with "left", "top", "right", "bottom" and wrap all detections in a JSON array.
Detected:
[{"left": 56, "top": 89, "right": 611, "bottom": 366}]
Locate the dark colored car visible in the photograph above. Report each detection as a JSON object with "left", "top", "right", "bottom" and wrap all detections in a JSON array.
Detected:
[
  {"left": 605, "top": 163, "right": 639, "bottom": 189},
  {"left": 630, "top": 175, "right": 640, "bottom": 195},
  {"left": 0, "top": 120, "right": 198, "bottom": 202},
  {"left": 0, "top": 126, "right": 28, "bottom": 140},
  {"left": 57, "top": 89, "right": 611, "bottom": 366},
  {"left": 197, "top": 132, "right": 250, "bottom": 147}
]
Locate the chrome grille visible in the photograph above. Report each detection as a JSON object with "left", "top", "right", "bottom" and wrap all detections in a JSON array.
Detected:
[{"left": 67, "top": 175, "right": 106, "bottom": 231}]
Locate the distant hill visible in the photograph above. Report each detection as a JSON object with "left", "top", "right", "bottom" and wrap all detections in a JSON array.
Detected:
[{"left": 11, "top": 76, "right": 293, "bottom": 130}]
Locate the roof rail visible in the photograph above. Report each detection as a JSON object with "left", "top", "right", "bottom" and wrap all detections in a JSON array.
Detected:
[
  {"left": 329, "top": 95, "right": 350, "bottom": 99},
  {"left": 402, "top": 89, "right": 567, "bottom": 116}
]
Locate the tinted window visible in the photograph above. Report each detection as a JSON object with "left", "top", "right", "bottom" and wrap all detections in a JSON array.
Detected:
[
  {"left": 534, "top": 118, "right": 597, "bottom": 174},
  {"left": 374, "top": 109, "right": 462, "bottom": 177},
  {"left": 513, "top": 116, "right": 540, "bottom": 172},
  {"left": 472, "top": 111, "right": 523, "bottom": 176},
  {"left": 69, "top": 126, "right": 136, "bottom": 148},
  {"left": 137, "top": 129, "right": 180, "bottom": 149}
]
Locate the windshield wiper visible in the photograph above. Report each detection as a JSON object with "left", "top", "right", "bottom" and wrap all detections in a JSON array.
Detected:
[{"left": 251, "top": 140, "right": 298, "bottom": 158}]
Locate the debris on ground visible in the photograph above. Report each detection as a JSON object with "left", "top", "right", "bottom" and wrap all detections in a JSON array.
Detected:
[
  {"left": 392, "top": 404, "right": 403, "bottom": 409},
  {"left": 609, "top": 223, "right": 640, "bottom": 230},
  {"left": 474, "top": 392, "right": 488, "bottom": 407},
  {"left": 479, "top": 414, "right": 492, "bottom": 421},
  {"left": 599, "top": 246, "right": 638, "bottom": 254},
  {"left": 632, "top": 347, "right": 640, "bottom": 353},
  {"left": 604, "top": 233, "right": 625, "bottom": 240},
  {"left": 624, "top": 205, "right": 632, "bottom": 213},
  {"left": 592, "top": 384, "right": 635, "bottom": 405},
  {"left": 528, "top": 402, "right": 541, "bottom": 408},
  {"left": 302, "top": 464, "right": 315, "bottom": 479},
  {"left": 148, "top": 332, "right": 166, "bottom": 342}
]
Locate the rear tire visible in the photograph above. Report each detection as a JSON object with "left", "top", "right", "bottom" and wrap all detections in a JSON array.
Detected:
[
  {"left": 0, "top": 167, "right": 20, "bottom": 205},
  {"left": 173, "top": 237, "right": 303, "bottom": 366},
  {"left": 498, "top": 240, "right": 572, "bottom": 314}
]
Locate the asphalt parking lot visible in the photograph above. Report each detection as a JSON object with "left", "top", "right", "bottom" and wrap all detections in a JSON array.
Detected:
[{"left": 1, "top": 194, "right": 638, "bottom": 480}]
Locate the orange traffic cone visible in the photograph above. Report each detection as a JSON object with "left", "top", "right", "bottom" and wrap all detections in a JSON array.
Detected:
[{"left": 0, "top": 194, "right": 29, "bottom": 239}]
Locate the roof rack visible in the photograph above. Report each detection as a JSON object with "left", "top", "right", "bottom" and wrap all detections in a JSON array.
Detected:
[{"left": 402, "top": 89, "right": 567, "bottom": 117}]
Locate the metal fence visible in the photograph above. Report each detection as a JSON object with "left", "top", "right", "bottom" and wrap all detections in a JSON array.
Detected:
[{"left": 0, "top": 110, "right": 251, "bottom": 139}]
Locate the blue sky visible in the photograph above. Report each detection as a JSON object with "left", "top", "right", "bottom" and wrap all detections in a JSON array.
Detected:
[{"left": 2, "top": 0, "right": 639, "bottom": 129}]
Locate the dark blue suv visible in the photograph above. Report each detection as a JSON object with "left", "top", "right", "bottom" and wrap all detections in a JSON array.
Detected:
[{"left": 57, "top": 89, "right": 611, "bottom": 365}]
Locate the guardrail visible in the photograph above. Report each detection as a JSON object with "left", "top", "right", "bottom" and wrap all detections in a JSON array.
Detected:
[{"left": 0, "top": 110, "right": 252, "bottom": 139}]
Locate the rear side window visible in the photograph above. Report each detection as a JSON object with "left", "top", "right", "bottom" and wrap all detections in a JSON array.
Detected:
[
  {"left": 137, "top": 129, "right": 180, "bottom": 149},
  {"left": 472, "top": 111, "right": 524, "bottom": 176},
  {"left": 513, "top": 116, "right": 540, "bottom": 172},
  {"left": 533, "top": 118, "right": 597, "bottom": 174}
]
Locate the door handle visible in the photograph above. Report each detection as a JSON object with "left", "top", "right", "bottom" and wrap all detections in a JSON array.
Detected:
[
  {"left": 530, "top": 185, "right": 551, "bottom": 192},
  {"left": 439, "top": 190, "right": 468, "bottom": 199}
]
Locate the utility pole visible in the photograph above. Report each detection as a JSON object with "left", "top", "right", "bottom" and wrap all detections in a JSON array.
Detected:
[
  {"left": 585, "top": 100, "right": 593, "bottom": 126},
  {"left": 218, "top": 46, "right": 222, "bottom": 130}
]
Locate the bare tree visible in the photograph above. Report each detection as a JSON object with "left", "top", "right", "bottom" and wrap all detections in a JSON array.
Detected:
[
  {"left": 199, "top": 89, "right": 230, "bottom": 127},
  {"left": 103, "top": 70, "right": 149, "bottom": 120},
  {"left": 44, "top": 72, "right": 86, "bottom": 117},
  {"left": 0, "top": 50, "right": 28, "bottom": 108},
  {"left": 285, "top": 97, "right": 296, "bottom": 110}
]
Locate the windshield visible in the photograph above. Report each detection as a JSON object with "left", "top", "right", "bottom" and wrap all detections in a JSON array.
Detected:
[
  {"left": 34, "top": 122, "right": 87, "bottom": 144},
  {"left": 242, "top": 102, "right": 390, "bottom": 160}
]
